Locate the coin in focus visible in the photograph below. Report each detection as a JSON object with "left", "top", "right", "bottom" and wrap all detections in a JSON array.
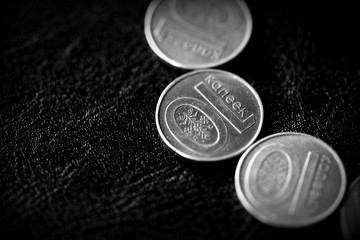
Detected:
[
  {"left": 235, "top": 132, "right": 347, "bottom": 227},
  {"left": 156, "top": 69, "right": 263, "bottom": 161},
  {"left": 340, "top": 175, "right": 360, "bottom": 240},
  {"left": 144, "top": 0, "right": 253, "bottom": 69}
]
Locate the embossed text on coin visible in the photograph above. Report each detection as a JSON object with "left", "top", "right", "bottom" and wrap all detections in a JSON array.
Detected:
[
  {"left": 156, "top": 69, "right": 263, "bottom": 161},
  {"left": 235, "top": 132, "right": 347, "bottom": 227}
]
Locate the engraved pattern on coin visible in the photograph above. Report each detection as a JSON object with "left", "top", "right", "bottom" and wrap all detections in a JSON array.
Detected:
[
  {"left": 175, "top": 105, "right": 216, "bottom": 144},
  {"left": 163, "top": 96, "right": 228, "bottom": 155},
  {"left": 195, "top": 74, "right": 255, "bottom": 134},
  {"left": 244, "top": 143, "right": 297, "bottom": 207},
  {"left": 256, "top": 151, "right": 289, "bottom": 197},
  {"left": 171, "top": 0, "right": 239, "bottom": 32},
  {"left": 156, "top": 69, "right": 263, "bottom": 161},
  {"left": 154, "top": 19, "right": 224, "bottom": 61},
  {"left": 305, "top": 154, "right": 331, "bottom": 210},
  {"left": 235, "top": 132, "right": 347, "bottom": 227},
  {"left": 145, "top": 0, "right": 253, "bottom": 69}
]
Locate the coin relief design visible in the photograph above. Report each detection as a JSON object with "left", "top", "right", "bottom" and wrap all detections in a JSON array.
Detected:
[
  {"left": 256, "top": 151, "right": 289, "bottom": 198},
  {"left": 156, "top": 69, "right": 263, "bottom": 161},
  {"left": 174, "top": 105, "right": 217, "bottom": 145},
  {"left": 170, "top": 0, "right": 240, "bottom": 33},
  {"left": 235, "top": 132, "right": 347, "bottom": 227},
  {"left": 145, "top": 0, "right": 252, "bottom": 69},
  {"left": 195, "top": 74, "right": 255, "bottom": 133}
]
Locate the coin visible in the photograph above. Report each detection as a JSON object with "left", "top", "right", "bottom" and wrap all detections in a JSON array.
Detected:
[
  {"left": 235, "top": 132, "right": 347, "bottom": 227},
  {"left": 144, "top": 0, "right": 253, "bottom": 69},
  {"left": 156, "top": 69, "right": 263, "bottom": 161},
  {"left": 340, "top": 175, "right": 360, "bottom": 240}
]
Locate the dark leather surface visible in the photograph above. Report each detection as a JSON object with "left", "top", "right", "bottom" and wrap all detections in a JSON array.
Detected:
[{"left": 1, "top": 1, "right": 359, "bottom": 239}]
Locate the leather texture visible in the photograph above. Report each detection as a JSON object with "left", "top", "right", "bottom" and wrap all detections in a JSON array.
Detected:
[{"left": 1, "top": 0, "right": 359, "bottom": 239}]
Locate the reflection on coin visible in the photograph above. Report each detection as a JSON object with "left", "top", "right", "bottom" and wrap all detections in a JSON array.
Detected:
[
  {"left": 156, "top": 69, "right": 263, "bottom": 161},
  {"left": 144, "top": 0, "right": 252, "bottom": 69},
  {"left": 235, "top": 132, "right": 347, "bottom": 227},
  {"left": 340, "top": 175, "right": 360, "bottom": 240}
]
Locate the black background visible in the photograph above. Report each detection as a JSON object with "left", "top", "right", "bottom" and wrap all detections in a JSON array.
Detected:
[{"left": 1, "top": 0, "right": 359, "bottom": 239}]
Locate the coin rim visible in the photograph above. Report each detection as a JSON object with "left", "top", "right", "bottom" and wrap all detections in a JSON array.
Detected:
[
  {"left": 144, "top": 0, "right": 253, "bottom": 69},
  {"left": 155, "top": 69, "right": 263, "bottom": 161},
  {"left": 234, "top": 132, "right": 347, "bottom": 227},
  {"left": 340, "top": 175, "right": 360, "bottom": 240}
]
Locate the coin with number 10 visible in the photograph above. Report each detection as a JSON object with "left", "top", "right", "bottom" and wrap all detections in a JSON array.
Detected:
[
  {"left": 156, "top": 69, "right": 263, "bottom": 161},
  {"left": 235, "top": 132, "right": 347, "bottom": 227}
]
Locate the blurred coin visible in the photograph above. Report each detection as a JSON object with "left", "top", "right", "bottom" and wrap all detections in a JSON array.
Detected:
[
  {"left": 144, "top": 0, "right": 252, "bottom": 69},
  {"left": 156, "top": 69, "right": 263, "bottom": 161},
  {"left": 340, "top": 175, "right": 360, "bottom": 240},
  {"left": 235, "top": 132, "right": 347, "bottom": 227}
]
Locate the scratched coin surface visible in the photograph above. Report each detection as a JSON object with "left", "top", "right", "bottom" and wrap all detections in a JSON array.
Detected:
[
  {"left": 156, "top": 69, "right": 263, "bottom": 161},
  {"left": 340, "top": 175, "right": 360, "bottom": 240},
  {"left": 235, "top": 132, "right": 347, "bottom": 227},
  {"left": 145, "top": 0, "right": 253, "bottom": 69}
]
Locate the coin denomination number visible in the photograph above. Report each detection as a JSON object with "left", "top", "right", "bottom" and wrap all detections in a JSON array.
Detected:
[
  {"left": 165, "top": 97, "right": 228, "bottom": 153},
  {"left": 244, "top": 143, "right": 331, "bottom": 214}
]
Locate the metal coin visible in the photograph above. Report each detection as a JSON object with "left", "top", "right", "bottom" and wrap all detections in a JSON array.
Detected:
[
  {"left": 156, "top": 69, "right": 263, "bottom": 161},
  {"left": 144, "top": 0, "right": 253, "bottom": 69},
  {"left": 235, "top": 132, "right": 347, "bottom": 227},
  {"left": 340, "top": 175, "right": 360, "bottom": 240}
]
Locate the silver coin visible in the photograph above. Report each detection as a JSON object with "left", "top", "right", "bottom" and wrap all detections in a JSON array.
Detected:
[
  {"left": 340, "top": 175, "right": 360, "bottom": 240},
  {"left": 144, "top": 0, "right": 253, "bottom": 69},
  {"left": 156, "top": 69, "right": 263, "bottom": 161},
  {"left": 235, "top": 132, "right": 347, "bottom": 227}
]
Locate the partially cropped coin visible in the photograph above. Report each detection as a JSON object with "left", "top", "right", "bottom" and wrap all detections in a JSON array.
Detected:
[
  {"left": 340, "top": 175, "right": 360, "bottom": 240},
  {"left": 144, "top": 0, "right": 252, "bottom": 69},
  {"left": 156, "top": 69, "right": 263, "bottom": 161},
  {"left": 235, "top": 132, "right": 347, "bottom": 227}
]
